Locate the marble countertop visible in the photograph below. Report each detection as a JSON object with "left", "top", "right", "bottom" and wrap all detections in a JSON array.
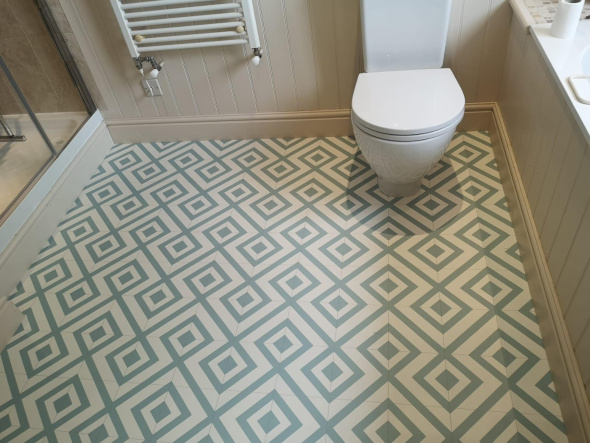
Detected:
[{"left": 510, "top": 0, "right": 590, "bottom": 28}]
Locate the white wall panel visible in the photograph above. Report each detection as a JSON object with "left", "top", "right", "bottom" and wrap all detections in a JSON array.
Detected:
[
  {"left": 499, "top": 16, "right": 590, "bottom": 397},
  {"left": 60, "top": 0, "right": 512, "bottom": 119}
]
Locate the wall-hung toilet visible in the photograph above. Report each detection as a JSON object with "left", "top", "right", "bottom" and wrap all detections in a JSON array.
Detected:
[{"left": 352, "top": 0, "right": 465, "bottom": 197}]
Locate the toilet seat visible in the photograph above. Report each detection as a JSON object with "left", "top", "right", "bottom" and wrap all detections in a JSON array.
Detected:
[
  {"left": 352, "top": 109, "right": 463, "bottom": 142},
  {"left": 352, "top": 68, "right": 465, "bottom": 138}
]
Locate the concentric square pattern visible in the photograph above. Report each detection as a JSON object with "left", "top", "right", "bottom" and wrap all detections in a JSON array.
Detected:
[{"left": 0, "top": 133, "right": 567, "bottom": 441}]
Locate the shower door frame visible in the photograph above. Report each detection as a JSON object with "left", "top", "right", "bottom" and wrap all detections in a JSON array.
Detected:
[
  {"left": 34, "top": 0, "right": 96, "bottom": 115},
  {"left": 0, "top": 0, "right": 96, "bottom": 224},
  {"left": 0, "top": 56, "right": 56, "bottom": 223},
  {"left": 0, "top": 57, "right": 57, "bottom": 155}
]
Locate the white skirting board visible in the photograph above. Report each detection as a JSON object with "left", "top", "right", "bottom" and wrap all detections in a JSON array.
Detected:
[
  {"left": 106, "top": 110, "right": 354, "bottom": 142},
  {"left": 105, "top": 106, "right": 493, "bottom": 143},
  {"left": 0, "top": 111, "right": 114, "bottom": 351},
  {"left": 487, "top": 102, "right": 590, "bottom": 443}
]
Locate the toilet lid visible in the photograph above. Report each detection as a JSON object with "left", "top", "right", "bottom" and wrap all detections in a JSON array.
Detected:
[{"left": 352, "top": 69, "right": 465, "bottom": 136}]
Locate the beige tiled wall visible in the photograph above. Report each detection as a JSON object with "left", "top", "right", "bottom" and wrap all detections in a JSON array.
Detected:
[{"left": 0, "top": 0, "right": 86, "bottom": 115}]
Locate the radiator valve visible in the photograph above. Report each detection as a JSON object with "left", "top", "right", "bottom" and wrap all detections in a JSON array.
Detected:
[
  {"left": 252, "top": 48, "right": 263, "bottom": 66},
  {"left": 133, "top": 56, "right": 164, "bottom": 78}
]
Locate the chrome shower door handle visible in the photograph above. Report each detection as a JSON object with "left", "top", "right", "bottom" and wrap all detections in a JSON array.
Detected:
[{"left": 0, "top": 114, "right": 26, "bottom": 142}]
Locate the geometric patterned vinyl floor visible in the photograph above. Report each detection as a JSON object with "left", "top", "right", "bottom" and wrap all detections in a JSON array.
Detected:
[{"left": 0, "top": 132, "right": 568, "bottom": 442}]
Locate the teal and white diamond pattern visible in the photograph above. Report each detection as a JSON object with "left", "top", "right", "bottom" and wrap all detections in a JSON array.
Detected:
[{"left": 0, "top": 133, "right": 567, "bottom": 441}]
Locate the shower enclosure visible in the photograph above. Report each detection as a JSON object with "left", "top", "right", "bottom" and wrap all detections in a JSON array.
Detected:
[{"left": 0, "top": 0, "right": 94, "bottom": 223}]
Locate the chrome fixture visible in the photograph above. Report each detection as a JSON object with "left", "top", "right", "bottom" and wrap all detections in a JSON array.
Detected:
[
  {"left": 0, "top": 114, "right": 26, "bottom": 142},
  {"left": 133, "top": 55, "right": 165, "bottom": 78}
]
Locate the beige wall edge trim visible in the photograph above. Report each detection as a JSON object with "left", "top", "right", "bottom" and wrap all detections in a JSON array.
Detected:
[
  {"left": 105, "top": 105, "right": 493, "bottom": 143},
  {"left": 488, "top": 102, "right": 590, "bottom": 442},
  {"left": 106, "top": 110, "right": 352, "bottom": 143},
  {"left": 106, "top": 109, "right": 353, "bottom": 126}
]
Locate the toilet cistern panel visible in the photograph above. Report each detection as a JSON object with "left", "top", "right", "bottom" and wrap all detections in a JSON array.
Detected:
[{"left": 361, "top": 0, "right": 453, "bottom": 73}]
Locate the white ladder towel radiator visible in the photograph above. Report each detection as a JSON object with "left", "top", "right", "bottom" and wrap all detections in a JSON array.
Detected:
[{"left": 110, "top": 0, "right": 263, "bottom": 72}]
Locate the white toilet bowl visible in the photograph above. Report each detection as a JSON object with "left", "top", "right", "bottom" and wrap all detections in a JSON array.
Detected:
[
  {"left": 352, "top": 69, "right": 465, "bottom": 197},
  {"left": 352, "top": 117, "right": 459, "bottom": 197}
]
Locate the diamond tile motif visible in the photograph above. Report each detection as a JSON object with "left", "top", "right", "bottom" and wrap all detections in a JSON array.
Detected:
[{"left": 0, "top": 134, "right": 566, "bottom": 441}]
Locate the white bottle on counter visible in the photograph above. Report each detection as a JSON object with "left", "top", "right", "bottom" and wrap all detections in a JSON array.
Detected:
[{"left": 551, "top": 0, "right": 585, "bottom": 39}]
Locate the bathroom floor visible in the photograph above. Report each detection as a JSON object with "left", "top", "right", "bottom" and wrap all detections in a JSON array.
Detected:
[{"left": 0, "top": 133, "right": 567, "bottom": 442}]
